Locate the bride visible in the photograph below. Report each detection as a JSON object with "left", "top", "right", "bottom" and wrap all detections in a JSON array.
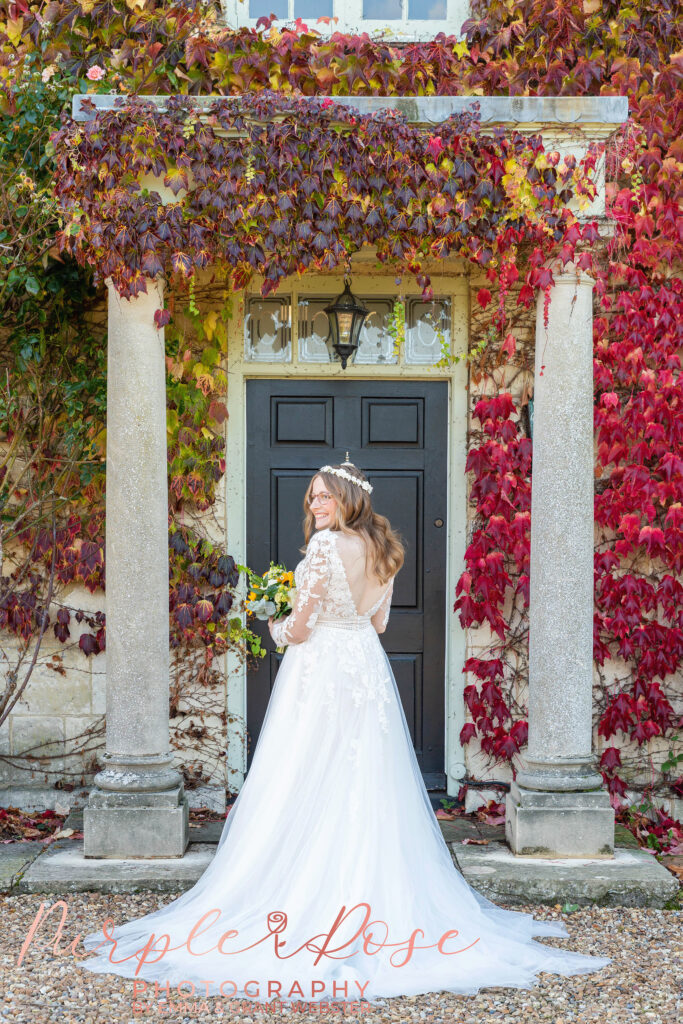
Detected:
[{"left": 77, "top": 459, "right": 612, "bottom": 1006}]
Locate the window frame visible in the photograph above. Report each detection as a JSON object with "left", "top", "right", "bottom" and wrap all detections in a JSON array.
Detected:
[
  {"left": 221, "top": 0, "right": 469, "bottom": 43},
  {"left": 242, "top": 280, "right": 454, "bottom": 368}
]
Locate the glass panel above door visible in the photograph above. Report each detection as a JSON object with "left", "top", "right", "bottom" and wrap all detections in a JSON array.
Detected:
[
  {"left": 408, "top": 0, "right": 447, "bottom": 16},
  {"left": 404, "top": 298, "right": 451, "bottom": 364},
  {"left": 363, "top": 0, "right": 402, "bottom": 17},
  {"left": 355, "top": 299, "right": 397, "bottom": 364},
  {"left": 295, "top": 0, "right": 333, "bottom": 15},
  {"left": 249, "top": 0, "right": 288, "bottom": 16},
  {"left": 244, "top": 298, "right": 292, "bottom": 362},
  {"left": 298, "top": 297, "right": 398, "bottom": 364},
  {"left": 297, "top": 298, "right": 331, "bottom": 362}
]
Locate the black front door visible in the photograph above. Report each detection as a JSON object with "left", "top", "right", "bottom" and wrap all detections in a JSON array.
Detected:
[{"left": 246, "top": 379, "right": 449, "bottom": 789}]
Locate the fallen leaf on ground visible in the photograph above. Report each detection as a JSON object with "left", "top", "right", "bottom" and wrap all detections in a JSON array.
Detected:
[{"left": 476, "top": 799, "right": 506, "bottom": 824}]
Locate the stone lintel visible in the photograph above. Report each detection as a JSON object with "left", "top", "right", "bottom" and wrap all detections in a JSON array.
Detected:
[{"left": 72, "top": 93, "right": 628, "bottom": 133}]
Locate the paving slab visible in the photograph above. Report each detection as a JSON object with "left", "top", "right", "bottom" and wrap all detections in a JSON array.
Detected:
[
  {"left": 14, "top": 839, "right": 216, "bottom": 895},
  {"left": 0, "top": 841, "right": 46, "bottom": 893},
  {"left": 451, "top": 840, "right": 679, "bottom": 908},
  {"left": 436, "top": 817, "right": 504, "bottom": 843}
]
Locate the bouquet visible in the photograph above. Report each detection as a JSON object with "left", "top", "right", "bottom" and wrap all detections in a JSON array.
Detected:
[{"left": 237, "top": 561, "right": 296, "bottom": 654}]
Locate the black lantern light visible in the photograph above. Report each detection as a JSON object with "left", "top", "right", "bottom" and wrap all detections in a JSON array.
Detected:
[{"left": 324, "top": 275, "right": 369, "bottom": 369}]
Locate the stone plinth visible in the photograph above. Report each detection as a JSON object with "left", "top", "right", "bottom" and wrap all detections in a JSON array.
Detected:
[
  {"left": 505, "top": 781, "right": 614, "bottom": 858},
  {"left": 84, "top": 787, "right": 189, "bottom": 859}
]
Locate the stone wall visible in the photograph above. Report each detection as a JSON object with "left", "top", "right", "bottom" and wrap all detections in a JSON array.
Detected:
[{"left": 2, "top": 261, "right": 678, "bottom": 818}]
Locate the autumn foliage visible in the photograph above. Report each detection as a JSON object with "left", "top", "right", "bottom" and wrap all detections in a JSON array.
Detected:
[{"left": 0, "top": 1, "right": 681, "bottom": 836}]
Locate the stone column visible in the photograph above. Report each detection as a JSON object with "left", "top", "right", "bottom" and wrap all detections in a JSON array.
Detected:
[
  {"left": 84, "top": 278, "right": 189, "bottom": 857},
  {"left": 506, "top": 262, "right": 615, "bottom": 858}
]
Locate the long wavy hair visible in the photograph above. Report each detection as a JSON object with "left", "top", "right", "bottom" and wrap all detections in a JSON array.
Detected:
[{"left": 300, "top": 464, "right": 405, "bottom": 584}]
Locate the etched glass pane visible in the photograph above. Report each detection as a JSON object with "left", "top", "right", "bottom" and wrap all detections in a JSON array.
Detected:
[
  {"left": 408, "top": 0, "right": 446, "bottom": 16},
  {"left": 295, "top": 0, "right": 333, "bottom": 16},
  {"left": 405, "top": 297, "right": 450, "bottom": 364},
  {"left": 363, "top": 0, "right": 402, "bottom": 18},
  {"left": 355, "top": 299, "right": 397, "bottom": 364},
  {"left": 245, "top": 298, "right": 291, "bottom": 362},
  {"left": 298, "top": 298, "right": 332, "bottom": 362},
  {"left": 298, "top": 297, "right": 398, "bottom": 364},
  {"left": 249, "top": 0, "right": 289, "bottom": 18}
]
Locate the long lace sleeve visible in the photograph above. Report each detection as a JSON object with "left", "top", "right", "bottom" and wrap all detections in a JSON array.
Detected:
[
  {"left": 270, "top": 532, "right": 331, "bottom": 647},
  {"left": 371, "top": 577, "right": 394, "bottom": 634}
]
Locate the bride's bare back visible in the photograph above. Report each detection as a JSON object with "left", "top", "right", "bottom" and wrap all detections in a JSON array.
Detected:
[
  {"left": 333, "top": 529, "right": 391, "bottom": 617},
  {"left": 270, "top": 526, "right": 395, "bottom": 647}
]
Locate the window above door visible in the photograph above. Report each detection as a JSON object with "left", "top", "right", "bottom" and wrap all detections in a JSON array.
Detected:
[
  {"left": 221, "top": 0, "right": 470, "bottom": 42},
  {"left": 243, "top": 290, "right": 452, "bottom": 366}
]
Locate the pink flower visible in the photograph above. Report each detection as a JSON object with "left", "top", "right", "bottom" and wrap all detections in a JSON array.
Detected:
[{"left": 86, "top": 65, "right": 106, "bottom": 81}]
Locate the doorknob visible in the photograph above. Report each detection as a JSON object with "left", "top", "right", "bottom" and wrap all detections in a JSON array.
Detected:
[{"left": 434, "top": 518, "right": 444, "bottom": 527}]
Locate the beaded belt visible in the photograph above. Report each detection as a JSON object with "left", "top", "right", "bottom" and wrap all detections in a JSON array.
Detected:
[{"left": 315, "top": 615, "right": 373, "bottom": 631}]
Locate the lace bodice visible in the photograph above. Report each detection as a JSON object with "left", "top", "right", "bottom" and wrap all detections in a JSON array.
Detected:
[{"left": 270, "top": 528, "right": 394, "bottom": 648}]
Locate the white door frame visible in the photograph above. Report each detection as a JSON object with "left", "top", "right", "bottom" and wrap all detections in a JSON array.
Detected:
[{"left": 224, "top": 270, "right": 469, "bottom": 797}]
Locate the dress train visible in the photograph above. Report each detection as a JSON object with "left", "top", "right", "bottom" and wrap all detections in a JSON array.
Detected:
[{"left": 76, "top": 528, "right": 612, "bottom": 1005}]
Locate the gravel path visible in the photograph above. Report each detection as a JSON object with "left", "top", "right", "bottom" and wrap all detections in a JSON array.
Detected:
[{"left": 1, "top": 892, "right": 680, "bottom": 1023}]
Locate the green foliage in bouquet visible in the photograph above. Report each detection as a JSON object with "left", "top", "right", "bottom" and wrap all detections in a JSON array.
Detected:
[{"left": 237, "top": 562, "right": 296, "bottom": 623}]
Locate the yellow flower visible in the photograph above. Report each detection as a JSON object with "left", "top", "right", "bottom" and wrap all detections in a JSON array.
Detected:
[{"left": 248, "top": 591, "right": 256, "bottom": 600}]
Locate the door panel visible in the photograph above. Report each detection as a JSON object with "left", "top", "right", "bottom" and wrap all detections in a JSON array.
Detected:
[{"left": 246, "top": 379, "right": 448, "bottom": 789}]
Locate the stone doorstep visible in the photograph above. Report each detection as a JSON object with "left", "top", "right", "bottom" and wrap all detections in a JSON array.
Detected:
[
  {"left": 451, "top": 842, "right": 679, "bottom": 909},
  {"left": 5, "top": 829, "right": 679, "bottom": 907},
  {"left": 13, "top": 839, "right": 218, "bottom": 895}
]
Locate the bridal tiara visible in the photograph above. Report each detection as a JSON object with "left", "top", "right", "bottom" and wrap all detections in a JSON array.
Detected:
[{"left": 319, "top": 453, "right": 373, "bottom": 494}]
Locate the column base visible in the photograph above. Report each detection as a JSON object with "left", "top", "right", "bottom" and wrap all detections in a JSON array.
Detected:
[
  {"left": 93, "top": 751, "right": 183, "bottom": 792},
  {"left": 515, "top": 756, "right": 604, "bottom": 792},
  {"left": 84, "top": 785, "right": 189, "bottom": 859},
  {"left": 505, "top": 780, "right": 615, "bottom": 858}
]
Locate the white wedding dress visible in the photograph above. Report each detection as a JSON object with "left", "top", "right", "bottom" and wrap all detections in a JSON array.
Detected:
[{"left": 78, "top": 526, "right": 611, "bottom": 1005}]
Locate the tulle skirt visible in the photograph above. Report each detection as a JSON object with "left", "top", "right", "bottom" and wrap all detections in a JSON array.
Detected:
[{"left": 77, "top": 620, "right": 612, "bottom": 1006}]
